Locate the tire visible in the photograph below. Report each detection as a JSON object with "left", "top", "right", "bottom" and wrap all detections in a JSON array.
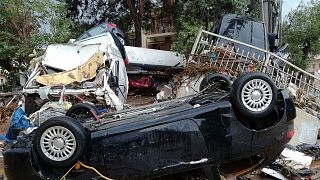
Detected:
[
  {"left": 231, "top": 72, "right": 277, "bottom": 118},
  {"left": 33, "top": 116, "right": 87, "bottom": 167},
  {"left": 200, "top": 73, "right": 232, "bottom": 93},
  {"left": 66, "top": 103, "right": 98, "bottom": 123}
]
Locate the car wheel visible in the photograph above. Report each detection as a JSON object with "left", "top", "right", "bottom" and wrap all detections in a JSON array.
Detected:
[
  {"left": 231, "top": 72, "right": 277, "bottom": 118},
  {"left": 200, "top": 73, "right": 231, "bottom": 93},
  {"left": 66, "top": 103, "right": 98, "bottom": 123},
  {"left": 33, "top": 116, "right": 87, "bottom": 167}
]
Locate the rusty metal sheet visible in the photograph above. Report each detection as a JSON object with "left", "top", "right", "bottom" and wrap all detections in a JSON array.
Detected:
[{"left": 36, "top": 51, "right": 105, "bottom": 86}]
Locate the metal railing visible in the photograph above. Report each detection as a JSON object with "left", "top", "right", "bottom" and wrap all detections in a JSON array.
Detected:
[{"left": 189, "top": 29, "right": 320, "bottom": 102}]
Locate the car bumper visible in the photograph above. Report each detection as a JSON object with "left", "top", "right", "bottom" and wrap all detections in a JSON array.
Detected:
[{"left": 4, "top": 146, "right": 43, "bottom": 180}]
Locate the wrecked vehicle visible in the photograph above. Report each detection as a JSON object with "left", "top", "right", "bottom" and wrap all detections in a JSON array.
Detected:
[
  {"left": 70, "top": 22, "right": 186, "bottom": 73},
  {"left": 209, "top": 14, "right": 268, "bottom": 58},
  {"left": 73, "top": 23, "right": 125, "bottom": 45},
  {"left": 160, "top": 14, "right": 292, "bottom": 99},
  {"left": 4, "top": 72, "right": 296, "bottom": 179},
  {"left": 209, "top": 14, "right": 288, "bottom": 58},
  {"left": 125, "top": 46, "right": 185, "bottom": 72},
  {"left": 188, "top": 17, "right": 320, "bottom": 103},
  {"left": 22, "top": 31, "right": 129, "bottom": 116}
]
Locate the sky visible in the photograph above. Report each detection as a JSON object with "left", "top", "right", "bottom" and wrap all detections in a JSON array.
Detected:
[{"left": 282, "top": 0, "right": 311, "bottom": 19}]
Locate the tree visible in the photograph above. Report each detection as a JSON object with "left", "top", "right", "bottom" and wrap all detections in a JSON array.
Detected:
[
  {"left": 64, "top": 0, "right": 255, "bottom": 49},
  {"left": 282, "top": 1, "right": 320, "bottom": 69},
  {"left": 125, "top": 0, "right": 145, "bottom": 47},
  {"left": 65, "top": 0, "right": 163, "bottom": 47},
  {"left": 172, "top": 0, "right": 253, "bottom": 57},
  {"left": 0, "top": 0, "right": 72, "bottom": 71}
]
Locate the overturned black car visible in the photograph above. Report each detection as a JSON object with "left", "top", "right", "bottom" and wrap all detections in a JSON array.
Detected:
[{"left": 3, "top": 73, "right": 296, "bottom": 180}]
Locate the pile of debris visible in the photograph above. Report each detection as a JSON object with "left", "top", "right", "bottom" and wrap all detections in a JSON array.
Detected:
[
  {"left": 239, "top": 144, "right": 320, "bottom": 180},
  {"left": 259, "top": 144, "right": 320, "bottom": 179},
  {"left": 287, "top": 83, "right": 320, "bottom": 118},
  {"left": 0, "top": 105, "right": 15, "bottom": 123}
]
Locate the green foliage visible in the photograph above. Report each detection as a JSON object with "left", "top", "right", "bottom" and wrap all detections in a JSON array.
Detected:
[
  {"left": 282, "top": 1, "right": 320, "bottom": 69},
  {"left": 68, "top": 23, "right": 93, "bottom": 41},
  {"left": 172, "top": 22, "right": 201, "bottom": 58},
  {"left": 0, "top": 0, "right": 71, "bottom": 71},
  {"left": 1, "top": 71, "right": 19, "bottom": 92},
  {"left": 172, "top": 0, "right": 253, "bottom": 57},
  {"left": 65, "top": 0, "right": 164, "bottom": 46}
]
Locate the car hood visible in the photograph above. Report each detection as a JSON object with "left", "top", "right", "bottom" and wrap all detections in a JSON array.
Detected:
[{"left": 42, "top": 43, "right": 102, "bottom": 71}]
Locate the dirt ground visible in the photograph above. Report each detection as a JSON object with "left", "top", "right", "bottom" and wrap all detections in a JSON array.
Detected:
[
  {"left": 0, "top": 107, "right": 13, "bottom": 179},
  {"left": 0, "top": 102, "right": 17, "bottom": 179},
  {"left": 126, "top": 95, "right": 156, "bottom": 107}
]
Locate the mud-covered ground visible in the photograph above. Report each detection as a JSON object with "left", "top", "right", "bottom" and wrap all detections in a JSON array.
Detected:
[{"left": 0, "top": 105, "right": 14, "bottom": 180}]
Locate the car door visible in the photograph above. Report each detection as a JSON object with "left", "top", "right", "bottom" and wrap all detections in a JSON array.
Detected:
[{"left": 100, "top": 120, "right": 211, "bottom": 179}]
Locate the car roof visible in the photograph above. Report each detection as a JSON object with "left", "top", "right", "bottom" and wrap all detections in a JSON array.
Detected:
[
  {"left": 104, "top": 23, "right": 124, "bottom": 38},
  {"left": 76, "top": 23, "right": 124, "bottom": 42}
]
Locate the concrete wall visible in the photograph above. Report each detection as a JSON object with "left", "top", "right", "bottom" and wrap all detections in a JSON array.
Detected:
[
  {"left": 289, "top": 108, "right": 320, "bottom": 146},
  {"left": 307, "top": 56, "right": 320, "bottom": 79}
]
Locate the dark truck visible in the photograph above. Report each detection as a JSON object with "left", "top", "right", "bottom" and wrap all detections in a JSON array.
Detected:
[
  {"left": 3, "top": 72, "right": 296, "bottom": 180},
  {"left": 211, "top": 14, "right": 278, "bottom": 54}
]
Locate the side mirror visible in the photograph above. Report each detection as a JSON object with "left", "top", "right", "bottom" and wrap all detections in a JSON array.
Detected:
[{"left": 68, "top": 39, "right": 76, "bottom": 43}]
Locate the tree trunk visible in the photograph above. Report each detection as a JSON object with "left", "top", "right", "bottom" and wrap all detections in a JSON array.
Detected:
[
  {"left": 134, "top": 27, "right": 142, "bottom": 47},
  {"left": 302, "top": 40, "right": 311, "bottom": 60},
  {"left": 126, "top": 0, "right": 143, "bottom": 47}
]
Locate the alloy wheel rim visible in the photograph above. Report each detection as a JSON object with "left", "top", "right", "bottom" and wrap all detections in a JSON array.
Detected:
[
  {"left": 40, "top": 126, "right": 76, "bottom": 161},
  {"left": 241, "top": 79, "right": 273, "bottom": 112}
]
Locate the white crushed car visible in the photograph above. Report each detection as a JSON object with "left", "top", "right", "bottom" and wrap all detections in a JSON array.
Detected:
[{"left": 22, "top": 32, "right": 128, "bottom": 116}]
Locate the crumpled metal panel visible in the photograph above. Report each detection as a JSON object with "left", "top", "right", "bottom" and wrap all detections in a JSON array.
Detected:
[
  {"left": 36, "top": 51, "right": 105, "bottom": 86},
  {"left": 42, "top": 43, "right": 101, "bottom": 71}
]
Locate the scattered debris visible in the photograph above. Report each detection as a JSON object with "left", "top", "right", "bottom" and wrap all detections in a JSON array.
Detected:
[
  {"left": 280, "top": 148, "right": 313, "bottom": 170},
  {"left": 0, "top": 13, "right": 319, "bottom": 180},
  {"left": 261, "top": 168, "right": 289, "bottom": 180},
  {"left": 0, "top": 105, "right": 15, "bottom": 123},
  {"left": 254, "top": 145, "right": 320, "bottom": 180},
  {"left": 128, "top": 76, "right": 156, "bottom": 96},
  {"left": 242, "top": 147, "right": 319, "bottom": 179},
  {"left": 5, "top": 107, "right": 30, "bottom": 141},
  {"left": 288, "top": 83, "right": 320, "bottom": 117},
  {"left": 29, "top": 101, "right": 68, "bottom": 125},
  {"left": 174, "top": 63, "right": 217, "bottom": 88},
  {"left": 156, "top": 85, "right": 174, "bottom": 101},
  {"left": 296, "top": 144, "right": 320, "bottom": 160}
]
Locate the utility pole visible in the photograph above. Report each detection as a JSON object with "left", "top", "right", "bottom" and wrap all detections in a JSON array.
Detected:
[
  {"left": 261, "top": 0, "right": 282, "bottom": 35},
  {"left": 260, "top": 0, "right": 283, "bottom": 46}
]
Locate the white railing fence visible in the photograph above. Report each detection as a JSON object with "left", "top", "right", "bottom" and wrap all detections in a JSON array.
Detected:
[{"left": 189, "top": 29, "right": 320, "bottom": 103}]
